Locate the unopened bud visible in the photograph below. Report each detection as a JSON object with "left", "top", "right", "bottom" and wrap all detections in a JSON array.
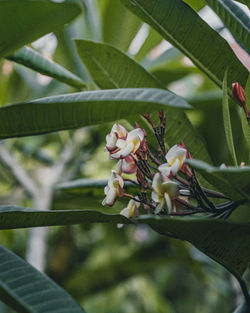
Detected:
[{"left": 232, "top": 83, "right": 246, "bottom": 106}]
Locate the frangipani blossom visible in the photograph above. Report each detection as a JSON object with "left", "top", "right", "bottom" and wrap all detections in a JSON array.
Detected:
[
  {"left": 118, "top": 199, "right": 140, "bottom": 228},
  {"left": 111, "top": 128, "right": 145, "bottom": 159},
  {"left": 105, "top": 123, "right": 128, "bottom": 152},
  {"left": 117, "top": 155, "right": 137, "bottom": 174},
  {"left": 158, "top": 144, "right": 186, "bottom": 177},
  {"left": 102, "top": 170, "right": 124, "bottom": 206},
  {"left": 152, "top": 173, "right": 179, "bottom": 214}
]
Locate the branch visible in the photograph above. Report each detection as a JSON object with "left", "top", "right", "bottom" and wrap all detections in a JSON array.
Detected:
[{"left": 0, "top": 146, "right": 39, "bottom": 198}]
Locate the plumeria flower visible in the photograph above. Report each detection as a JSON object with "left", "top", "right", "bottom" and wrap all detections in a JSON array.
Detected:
[
  {"left": 118, "top": 198, "right": 140, "bottom": 228},
  {"left": 117, "top": 155, "right": 137, "bottom": 174},
  {"left": 102, "top": 170, "right": 124, "bottom": 206},
  {"left": 158, "top": 144, "right": 187, "bottom": 177},
  {"left": 111, "top": 128, "right": 145, "bottom": 159},
  {"left": 105, "top": 123, "right": 128, "bottom": 152},
  {"left": 152, "top": 173, "right": 179, "bottom": 214}
]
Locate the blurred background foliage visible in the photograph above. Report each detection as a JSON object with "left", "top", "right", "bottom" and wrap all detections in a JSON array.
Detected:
[{"left": 0, "top": 0, "right": 249, "bottom": 312}]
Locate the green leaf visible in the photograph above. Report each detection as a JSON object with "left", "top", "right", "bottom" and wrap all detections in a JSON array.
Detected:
[
  {"left": 75, "top": 39, "right": 212, "bottom": 163},
  {"left": 120, "top": 0, "right": 248, "bottom": 91},
  {"left": 7, "top": 46, "right": 86, "bottom": 88},
  {"left": 0, "top": 246, "right": 85, "bottom": 313},
  {"left": 134, "top": 26, "right": 162, "bottom": 61},
  {"left": 204, "top": 0, "right": 250, "bottom": 51},
  {"left": 187, "top": 159, "right": 250, "bottom": 201},
  {"left": 0, "top": 206, "right": 249, "bottom": 279},
  {"left": 0, "top": 0, "right": 81, "bottom": 59},
  {"left": 0, "top": 88, "right": 190, "bottom": 139},
  {"left": 222, "top": 68, "right": 238, "bottom": 165},
  {"left": 101, "top": 0, "right": 142, "bottom": 51},
  {"left": 182, "top": 0, "right": 206, "bottom": 11}
]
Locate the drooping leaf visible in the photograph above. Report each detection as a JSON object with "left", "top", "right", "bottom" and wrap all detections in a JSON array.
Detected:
[
  {"left": 75, "top": 39, "right": 212, "bottom": 163},
  {"left": 222, "top": 68, "right": 238, "bottom": 165},
  {"left": 204, "top": 0, "right": 250, "bottom": 51},
  {"left": 120, "top": 0, "right": 248, "bottom": 91},
  {"left": 187, "top": 159, "right": 250, "bottom": 201},
  {"left": 183, "top": 0, "right": 206, "bottom": 11},
  {"left": 0, "top": 246, "right": 85, "bottom": 313},
  {"left": 0, "top": 0, "right": 81, "bottom": 59},
  {"left": 0, "top": 88, "right": 190, "bottom": 139},
  {"left": 7, "top": 46, "right": 85, "bottom": 88},
  {"left": 0, "top": 206, "right": 249, "bottom": 280}
]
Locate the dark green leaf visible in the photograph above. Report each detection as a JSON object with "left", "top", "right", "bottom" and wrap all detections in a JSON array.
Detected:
[
  {"left": 0, "top": 0, "right": 81, "bottom": 59},
  {"left": 183, "top": 0, "right": 206, "bottom": 11},
  {"left": 0, "top": 88, "right": 190, "bottom": 139},
  {"left": 0, "top": 206, "right": 249, "bottom": 279},
  {"left": 7, "top": 46, "right": 85, "bottom": 88},
  {"left": 204, "top": 0, "right": 250, "bottom": 51},
  {"left": 120, "top": 0, "right": 248, "bottom": 91},
  {"left": 0, "top": 246, "right": 85, "bottom": 313},
  {"left": 222, "top": 68, "right": 238, "bottom": 165},
  {"left": 242, "top": 74, "right": 250, "bottom": 161},
  {"left": 75, "top": 39, "right": 212, "bottom": 163},
  {"left": 187, "top": 159, "right": 250, "bottom": 201}
]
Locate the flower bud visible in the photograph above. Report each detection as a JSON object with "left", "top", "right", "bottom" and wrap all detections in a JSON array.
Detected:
[{"left": 232, "top": 82, "right": 246, "bottom": 106}]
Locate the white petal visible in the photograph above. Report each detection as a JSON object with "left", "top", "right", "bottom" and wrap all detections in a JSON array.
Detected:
[
  {"left": 152, "top": 190, "right": 160, "bottom": 203},
  {"left": 120, "top": 207, "right": 130, "bottom": 218},
  {"left": 116, "top": 139, "right": 126, "bottom": 149},
  {"left": 158, "top": 163, "right": 171, "bottom": 176},
  {"left": 105, "top": 188, "right": 117, "bottom": 206},
  {"left": 119, "top": 142, "right": 135, "bottom": 158},
  {"left": 164, "top": 193, "right": 172, "bottom": 212},
  {"left": 112, "top": 123, "right": 127, "bottom": 138},
  {"left": 127, "top": 128, "right": 144, "bottom": 141},
  {"left": 166, "top": 145, "right": 186, "bottom": 164},
  {"left": 170, "top": 158, "right": 181, "bottom": 176},
  {"left": 152, "top": 173, "right": 162, "bottom": 193},
  {"left": 155, "top": 201, "right": 164, "bottom": 214},
  {"left": 106, "top": 133, "right": 117, "bottom": 150}
]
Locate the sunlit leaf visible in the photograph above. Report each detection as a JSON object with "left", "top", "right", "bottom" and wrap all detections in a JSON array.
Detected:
[
  {"left": 120, "top": 0, "right": 248, "bottom": 91},
  {"left": 7, "top": 46, "right": 85, "bottom": 88},
  {"left": 0, "top": 88, "right": 190, "bottom": 139},
  {"left": 204, "top": 0, "right": 250, "bottom": 51}
]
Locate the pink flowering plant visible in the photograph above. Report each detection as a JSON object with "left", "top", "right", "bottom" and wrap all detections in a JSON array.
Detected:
[{"left": 103, "top": 111, "right": 244, "bottom": 222}]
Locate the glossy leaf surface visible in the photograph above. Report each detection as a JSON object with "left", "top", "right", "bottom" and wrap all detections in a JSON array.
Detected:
[{"left": 0, "top": 88, "right": 190, "bottom": 139}]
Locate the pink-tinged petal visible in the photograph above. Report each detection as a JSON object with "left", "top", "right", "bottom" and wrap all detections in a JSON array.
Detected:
[
  {"left": 164, "top": 193, "right": 172, "bottom": 212},
  {"left": 166, "top": 145, "right": 186, "bottom": 165},
  {"left": 106, "top": 133, "right": 117, "bottom": 151},
  {"left": 118, "top": 155, "right": 137, "bottom": 174},
  {"left": 112, "top": 123, "right": 128, "bottom": 139},
  {"left": 116, "top": 138, "right": 126, "bottom": 149},
  {"left": 170, "top": 158, "right": 181, "bottom": 176},
  {"left": 112, "top": 142, "right": 134, "bottom": 159}
]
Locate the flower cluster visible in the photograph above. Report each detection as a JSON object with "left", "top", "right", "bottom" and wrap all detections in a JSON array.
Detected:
[{"left": 103, "top": 111, "right": 235, "bottom": 225}]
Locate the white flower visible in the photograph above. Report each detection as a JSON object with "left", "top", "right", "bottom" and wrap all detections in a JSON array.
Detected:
[
  {"left": 111, "top": 128, "right": 145, "bottom": 159},
  {"left": 105, "top": 123, "right": 128, "bottom": 152},
  {"left": 117, "top": 155, "right": 137, "bottom": 174},
  {"left": 152, "top": 173, "right": 179, "bottom": 214},
  {"left": 118, "top": 199, "right": 140, "bottom": 228},
  {"left": 102, "top": 170, "right": 124, "bottom": 206},
  {"left": 158, "top": 144, "right": 187, "bottom": 177}
]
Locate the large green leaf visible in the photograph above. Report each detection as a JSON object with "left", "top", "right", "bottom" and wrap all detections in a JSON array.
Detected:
[
  {"left": 187, "top": 159, "right": 250, "bottom": 201},
  {"left": 7, "top": 46, "right": 85, "bottom": 88},
  {"left": 101, "top": 0, "right": 142, "bottom": 51},
  {"left": 183, "top": 0, "right": 206, "bottom": 11},
  {"left": 75, "top": 39, "right": 211, "bottom": 163},
  {"left": 222, "top": 68, "right": 238, "bottom": 165},
  {"left": 0, "top": 206, "right": 249, "bottom": 279},
  {"left": 0, "top": 0, "right": 81, "bottom": 59},
  {"left": 0, "top": 88, "right": 190, "bottom": 139},
  {"left": 120, "top": 0, "right": 248, "bottom": 91},
  {"left": 204, "top": 0, "right": 250, "bottom": 51},
  {"left": 0, "top": 246, "right": 85, "bottom": 313}
]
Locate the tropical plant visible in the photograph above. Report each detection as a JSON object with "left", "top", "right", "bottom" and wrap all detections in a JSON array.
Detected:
[{"left": 0, "top": 0, "right": 249, "bottom": 312}]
